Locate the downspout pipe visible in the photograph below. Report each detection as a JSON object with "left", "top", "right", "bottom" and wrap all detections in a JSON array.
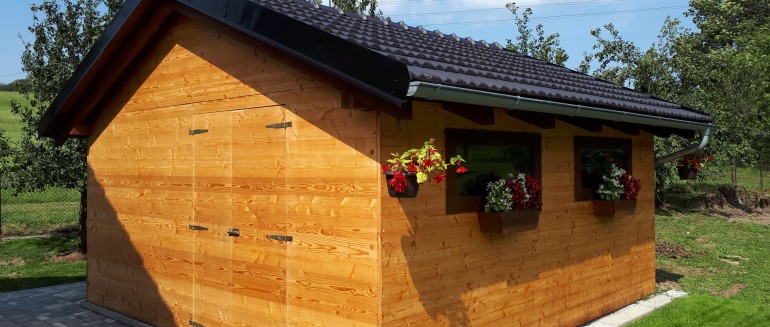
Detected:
[
  {"left": 654, "top": 127, "right": 711, "bottom": 165},
  {"left": 407, "top": 81, "right": 716, "bottom": 165}
]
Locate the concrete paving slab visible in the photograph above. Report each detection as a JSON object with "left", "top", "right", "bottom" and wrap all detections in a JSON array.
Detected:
[
  {"left": 0, "top": 283, "right": 131, "bottom": 327},
  {"left": 584, "top": 291, "right": 688, "bottom": 327},
  {"left": 601, "top": 304, "right": 655, "bottom": 326},
  {"left": 666, "top": 290, "right": 688, "bottom": 298},
  {"left": 637, "top": 295, "right": 672, "bottom": 308}
]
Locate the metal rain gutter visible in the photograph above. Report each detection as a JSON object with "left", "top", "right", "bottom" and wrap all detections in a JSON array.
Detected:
[
  {"left": 654, "top": 127, "right": 712, "bottom": 165},
  {"left": 407, "top": 81, "right": 716, "bottom": 165}
]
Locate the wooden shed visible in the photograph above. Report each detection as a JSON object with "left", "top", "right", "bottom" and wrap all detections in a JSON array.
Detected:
[{"left": 39, "top": 0, "right": 715, "bottom": 326}]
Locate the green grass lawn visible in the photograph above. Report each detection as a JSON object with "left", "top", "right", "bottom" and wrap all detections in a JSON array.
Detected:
[
  {"left": 655, "top": 213, "right": 770, "bottom": 303},
  {"left": 680, "top": 164, "right": 770, "bottom": 191},
  {"left": 0, "top": 91, "right": 80, "bottom": 236},
  {"left": 629, "top": 209, "right": 770, "bottom": 325},
  {"left": 1, "top": 187, "right": 80, "bottom": 236},
  {"left": 0, "top": 236, "right": 85, "bottom": 292},
  {"left": 630, "top": 295, "right": 770, "bottom": 327},
  {"left": 0, "top": 91, "right": 28, "bottom": 144}
]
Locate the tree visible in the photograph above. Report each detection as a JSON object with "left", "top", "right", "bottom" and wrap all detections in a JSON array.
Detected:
[
  {"left": 579, "top": 1, "right": 770, "bottom": 196},
  {"left": 578, "top": 23, "right": 641, "bottom": 87},
  {"left": 9, "top": 0, "right": 124, "bottom": 253},
  {"left": 505, "top": 3, "right": 569, "bottom": 67},
  {"left": 688, "top": 0, "right": 770, "bottom": 49},
  {"left": 314, "top": 0, "right": 382, "bottom": 17}
]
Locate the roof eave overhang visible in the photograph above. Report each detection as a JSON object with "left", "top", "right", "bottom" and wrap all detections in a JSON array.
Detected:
[
  {"left": 37, "top": 0, "right": 164, "bottom": 141},
  {"left": 407, "top": 81, "right": 717, "bottom": 133},
  {"left": 38, "top": 0, "right": 411, "bottom": 142},
  {"left": 183, "top": 0, "right": 410, "bottom": 106}
]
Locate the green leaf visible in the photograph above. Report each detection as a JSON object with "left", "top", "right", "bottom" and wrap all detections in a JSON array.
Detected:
[{"left": 416, "top": 172, "right": 427, "bottom": 184}]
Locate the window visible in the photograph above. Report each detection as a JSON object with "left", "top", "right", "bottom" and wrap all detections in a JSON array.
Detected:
[
  {"left": 574, "top": 137, "right": 632, "bottom": 201},
  {"left": 446, "top": 129, "right": 541, "bottom": 214}
]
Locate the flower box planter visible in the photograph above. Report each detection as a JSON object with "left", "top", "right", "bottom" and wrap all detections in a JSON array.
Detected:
[
  {"left": 677, "top": 166, "right": 697, "bottom": 180},
  {"left": 384, "top": 171, "right": 419, "bottom": 198},
  {"left": 593, "top": 199, "right": 636, "bottom": 218},
  {"left": 477, "top": 209, "right": 540, "bottom": 234}
]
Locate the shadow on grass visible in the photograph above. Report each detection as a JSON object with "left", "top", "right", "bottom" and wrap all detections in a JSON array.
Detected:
[
  {"left": 0, "top": 276, "right": 86, "bottom": 293},
  {"left": 0, "top": 236, "right": 79, "bottom": 256},
  {"left": 655, "top": 268, "right": 684, "bottom": 284},
  {"left": 0, "top": 236, "right": 85, "bottom": 292}
]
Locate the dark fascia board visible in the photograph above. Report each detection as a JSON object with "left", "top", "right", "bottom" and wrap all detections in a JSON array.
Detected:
[
  {"left": 38, "top": 0, "right": 144, "bottom": 138},
  {"left": 184, "top": 0, "right": 410, "bottom": 105},
  {"left": 39, "top": 0, "right": 411, "bottom": 139}
]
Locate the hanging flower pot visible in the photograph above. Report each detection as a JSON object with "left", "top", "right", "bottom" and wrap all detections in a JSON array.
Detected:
[
  {"left": 593, "top": 199, "right": 636, "bottom": 218},
  {"left": 382, "top": 138, "right": 468, "bottom": 198},
  {"left": 478, "top": 209, "right": 540, "bottom": 234},
  {"left": 677, "top": 166, "right": 697, "bottom": 180},
  {"left": 676, "top": 152, "right": 714, "bottom": 180},
  {"left": 384, "top": 171, "right": 419, "bottom": 198}
]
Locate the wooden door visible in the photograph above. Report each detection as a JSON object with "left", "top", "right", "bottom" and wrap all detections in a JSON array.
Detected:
[
  {"left": 230, "top": 107, "right": 289, "bottom": 326},
  {"left": 191, "top": 106, "right": 289, "bottom": 326},
  {"left": 191, "top": 111, "right": 235, "bottom": 326}
]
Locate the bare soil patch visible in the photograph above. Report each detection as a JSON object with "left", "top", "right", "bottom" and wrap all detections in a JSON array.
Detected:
[
  {"left": 718, "top": 284, "right": 747, "bottom": 297},
  {"left": 49, "top": 251, "right": 86, "bottom": 262},
  {"left": 656, "top": 242, "right": 704, "bottom": 259},
  {"left": 717, "top": 255, "right": 748, "bottom": 267},
  {"left": 0, "top": 258, "right": 25, "bottom": 267},
  {"left": 701, "top": 186, "right": 770, "bottom": 224}
]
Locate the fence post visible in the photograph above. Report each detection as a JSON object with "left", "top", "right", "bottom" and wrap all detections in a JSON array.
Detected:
[
  {"left": 1, "top": 170, "right": 3, "bottom": 238},
  {"left": 759, "top": 155, "right": 765, "bottom": 192}
]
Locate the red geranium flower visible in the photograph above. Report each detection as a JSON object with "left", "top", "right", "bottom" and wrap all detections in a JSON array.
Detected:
[
  {"left": 382, "top": 139, "right": 468, "bottom": 194},
  {"left": 389, "top": 171, "right": 408, "bottom": 193},
  {"left": 408, "top": 162, "right": 418, "bottom": 173}
]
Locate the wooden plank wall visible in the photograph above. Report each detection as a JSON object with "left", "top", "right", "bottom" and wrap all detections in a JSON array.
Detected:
[
  {"left": 380, "top": 101, "right": 656, "bottom": 326},
  {"left": 88, "top": 15, "right": 381, "bottom": 326}
]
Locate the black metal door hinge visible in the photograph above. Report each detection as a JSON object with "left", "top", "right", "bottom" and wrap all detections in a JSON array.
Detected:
[
  {"left": 227, "top": 228, "right": 240, "bottom": 237},
  {"left": 189, "top": 320, "right": 204, "bottom": 327},
  {"left": 188, "top": 225, "right": 209, "bottom": 231},
  {"left": 266, "top": 234, "right": 293, "bottom": 242},
  {"left": 265, "top": 121, "right": 292, "bottom": 129},
  {"left": 188, "top": 129, "right": 209, "bottom": 135}
]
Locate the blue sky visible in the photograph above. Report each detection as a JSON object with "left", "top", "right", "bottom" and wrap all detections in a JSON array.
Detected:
[
  {"left": 0, "top": 1, "right": 35, "bottom": 84},
  {"left": 0, "top": 0, "right": 694, "bottom": 84}
]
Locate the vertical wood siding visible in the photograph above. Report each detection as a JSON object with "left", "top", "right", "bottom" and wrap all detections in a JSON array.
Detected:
[
  {"left": 380, "top": 101, "right": 655, "bottom": 326},
  {"left": 88, "top": 16, "right": 380, "bottom": 326}
]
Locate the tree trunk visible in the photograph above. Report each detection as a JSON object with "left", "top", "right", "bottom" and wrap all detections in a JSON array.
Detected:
[
  {"left": 732, "top": 157, "right": 737, "bottom": 186},
  {"left": 78, "top": 186, "right": 88, "bottom": 254}
]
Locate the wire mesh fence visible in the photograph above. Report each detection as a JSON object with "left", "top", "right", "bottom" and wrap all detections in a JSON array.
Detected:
[{"left": 0, "top": 178, "right": 80, "bottom": 237}]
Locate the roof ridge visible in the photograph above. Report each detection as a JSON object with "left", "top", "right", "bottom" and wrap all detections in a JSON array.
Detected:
[{"left": 290, "top": 0, "right": 504, "bottom": 52}]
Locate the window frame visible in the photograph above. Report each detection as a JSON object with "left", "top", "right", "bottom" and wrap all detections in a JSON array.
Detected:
[
  {"left": 445, "top": 129, "right": 542, "bottom": 214},
  {"left": 573, "top": 136, "right": 632, "bottom": 202}
]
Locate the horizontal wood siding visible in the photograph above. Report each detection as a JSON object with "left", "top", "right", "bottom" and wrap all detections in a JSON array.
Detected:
[
  {"left": 380, "top": 101, "right": 655, "bottom": 326},
  {"left": 282, "top": 82, "right": 381, "bottom": 326},
  {"left": 88, "top": 16, "right": 380, "bottom": 326}
]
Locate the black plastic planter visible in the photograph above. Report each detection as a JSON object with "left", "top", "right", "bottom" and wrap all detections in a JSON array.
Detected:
[
  {"left": 677, "top": 166, "right": 697, "bottom": 180},
  {"left": 384, "top": 171, "right": 419, "bottom": 198}
]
